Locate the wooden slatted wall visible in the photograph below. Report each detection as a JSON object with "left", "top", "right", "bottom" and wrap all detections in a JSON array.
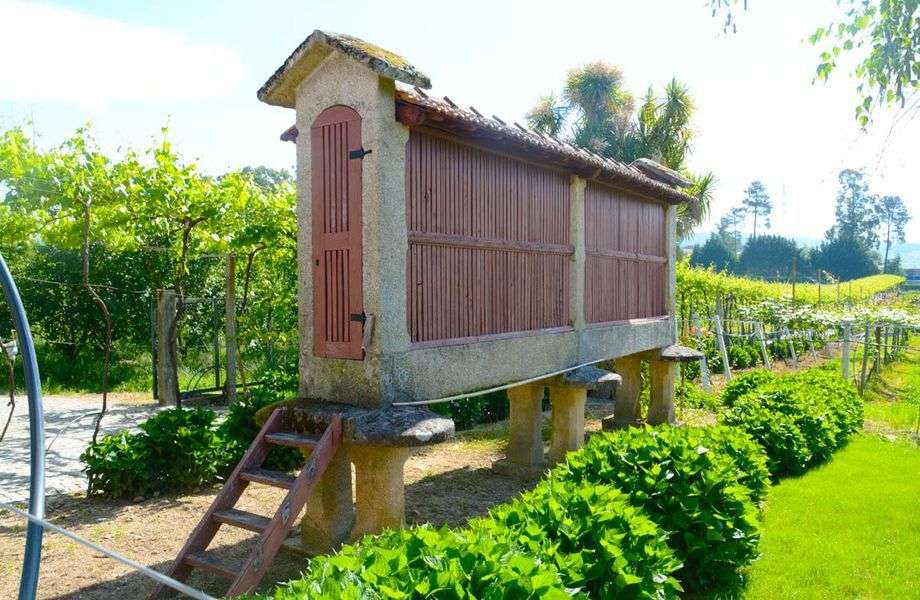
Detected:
[
  {"left": 584, "top": 182, "right": 667, "bottom": 323},
  {"left": 406, "top": 131, "right": 572, "bottom": 344}
]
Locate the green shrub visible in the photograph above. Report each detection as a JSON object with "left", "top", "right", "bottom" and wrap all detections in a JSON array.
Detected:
[
  {"left": 722, "top": 369, "right": 777, "bottom": 407},
  {"left": 721, "top": 369, "right": 863, "bottom": 477},
  {"left": 489, "top": 477, "right": 682, "bottom": 598},
  {"left": 249, "top": 524, "right": 574, "bottom": 600},
  {"left": 556, "top": 426, "right": 765, "bottom": 591},
  {"left": 217, "top": 391, "right": 302, "bottom": 474},
  {"left": 676, "top": 381, "right": 720, "bottom": 411},
  {"left": 431, "top": 390, "right": 509, "bottom": 430},
  {"left": 82, "top": 408, "right": 227, "bottom": 497},
  {"left": 81, "top": 430, "right": 150, "bottom": 497}
]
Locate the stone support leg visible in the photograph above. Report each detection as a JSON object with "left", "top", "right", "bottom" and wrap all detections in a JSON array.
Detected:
[
  {"left": 547, "top": 386, "right": 587, "bottom": 464},
  {"left": 505, "top": 383, "right": 546, "bottom": 468},
  {"left": 648, "top": 360, "right": 678, "bottom": 425},
  {"left": 350, "top": 445, "right": 411, "bottom": 539},
  {"left": 610, "top": 355, "right": 642, "bottom": 428},
  {"left": 299, "top": 445, "right": 354, "bottom": 554}
]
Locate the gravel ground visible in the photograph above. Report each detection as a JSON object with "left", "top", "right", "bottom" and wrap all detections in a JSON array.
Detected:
[{"left": 0, "top": 394, "right": 164, "bottom": 503}]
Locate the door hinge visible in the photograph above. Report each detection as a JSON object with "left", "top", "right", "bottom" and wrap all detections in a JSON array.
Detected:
[
  {"left": 350, "top": 312, "right": 366, "bottom": 324},
  {"left": 349, "top": 147, "right": 372, "bottom": 160}
]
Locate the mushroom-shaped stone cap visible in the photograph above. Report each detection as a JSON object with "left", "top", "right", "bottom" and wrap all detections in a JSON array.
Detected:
[
  {"left": 554, "top": 365, "right": 622, "bottom": 390},
  {"left": 282, "top": 400, "right": 454, "bottom": 447},
  {"left": 657, "top": 344, "right": 705, "bottom": 363}
]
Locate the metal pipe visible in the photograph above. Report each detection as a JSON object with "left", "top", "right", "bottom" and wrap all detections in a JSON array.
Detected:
[
  {"left": 0, "top": 251, "right": 45, "bottom": 600},
  {"left": 392, "top": 357, "right": 607, "bottom": 407}
]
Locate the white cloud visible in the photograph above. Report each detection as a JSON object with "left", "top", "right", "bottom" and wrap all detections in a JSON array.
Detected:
[{"left": 0, "top": 1, "right": 244, "bottom": 106}]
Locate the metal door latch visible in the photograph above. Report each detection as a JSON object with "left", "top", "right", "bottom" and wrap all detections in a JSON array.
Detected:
[
  {"left": 349, "top": 147, "right": 372, "bottom": 160},
  {"left": 350, "top": 312, "right": 366, "bottom": 323}
]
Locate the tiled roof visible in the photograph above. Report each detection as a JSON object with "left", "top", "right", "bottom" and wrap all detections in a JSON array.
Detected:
[{"left": 394, "top": 86, "right": 697, "bottom": 205}]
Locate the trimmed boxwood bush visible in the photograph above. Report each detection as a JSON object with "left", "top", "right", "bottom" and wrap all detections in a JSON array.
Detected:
[
  {"left": 722, "top": 369, "right": 777, "bottom": 407},
  {"left": 720, "top": 369, "right": 863, "bottom": 477},
  {"left": 488, "top": 477, "right": 682, "bottom": 598},
  {"left": 249, "top": 523, "right": 574, "bottom": 600},
  {"left": 555, "top": 426, "right": 768, "bottom": 592}
]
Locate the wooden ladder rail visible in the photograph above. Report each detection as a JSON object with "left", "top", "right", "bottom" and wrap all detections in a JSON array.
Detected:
[{"left": 148, "top": 409, "right": 342, "bottom": 599}]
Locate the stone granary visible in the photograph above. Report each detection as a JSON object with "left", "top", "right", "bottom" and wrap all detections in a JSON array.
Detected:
[{"left": 257, "top": 30, "right": 700, "bottom": 551}]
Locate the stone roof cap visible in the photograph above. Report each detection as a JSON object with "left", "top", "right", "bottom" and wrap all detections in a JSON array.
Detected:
[{"left": 258, "top": 30, "right": 431, "bottom": 108}]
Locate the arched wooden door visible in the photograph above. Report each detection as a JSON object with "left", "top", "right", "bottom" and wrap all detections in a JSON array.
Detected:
[{"left": 311, "top": 105, "right": 364, "bottom": 359}]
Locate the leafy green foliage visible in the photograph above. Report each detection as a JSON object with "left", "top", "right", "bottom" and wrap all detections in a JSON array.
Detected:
[
  {"left": 556, "top": 426, "right": 768, "bottom": 591},
  {"left": 489, "top": 477, "right": 682, "bottom": 598},
  {"left": 721, "top": 369, "right": 863, "bottom": 476},
  {"left": 249, "top": 524, "right": 575, "bottom": 600},
  {"left": 689, "top": 234, "right": 735, "bottom": 272},
  {"left": 738, "top": 235, "right": 809, "bottom": 280},
  {"left": 82, "top": 408, "right": 227, "bottom": 497},
  {"left": 722, "top": 369, "right": 777, "bottom": 407},
  {"left": 83, "top": 366, "right": 303, "bottom": 497},
  {"left": 430, "top": 390, "right": 510, "bottom": 430}
]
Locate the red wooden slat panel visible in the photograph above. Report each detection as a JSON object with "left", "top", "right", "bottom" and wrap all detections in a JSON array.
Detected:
[
  {"left": 584, "top": 182, "right": 668, "bottom": 323},
  {"left": 312, "top": 106, "right": 364, "bottom": 359},
  {"left": 406, "top": 131, "right": 571, "bottom": 343}
]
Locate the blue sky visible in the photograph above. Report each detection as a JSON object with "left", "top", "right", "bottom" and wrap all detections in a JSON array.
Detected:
[{"left": 1, "top": 0, "right": 917, "bottom": 257}]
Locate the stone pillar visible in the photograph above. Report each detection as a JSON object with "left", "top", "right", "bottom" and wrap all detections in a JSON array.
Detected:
[
  {"left": 648, "top": 360, "right": 678, "bottom": 425},
  {"left": 504, "top": 383, "right": 545, "bottom": 468},
  {"left": 350, "top": 445, "right": 411, "bottom": 539},
  {"left": 547, "top": 386, "right": 587, "bottom": 464},
  {"left": 610, "top": 355, "right": 642, "bottom": 428},
  {"left": 299, "top": 446, "right": 354, "bottom": 554}
]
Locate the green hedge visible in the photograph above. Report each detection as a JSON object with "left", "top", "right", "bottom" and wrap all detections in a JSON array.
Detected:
[
  {"left": 720, "top": 369, "right": 863, "bottom": 477},
  {"left": 556, "top": 426, "right": 768, "bottom": 592},
  {"left": 82, "top": 407, "right": 226, "bottom": 497},
  {"left": 722, "top": 369, "right": 777, "bottom": 407},
  {"left": 488, "top": 477, "right": 682, "bottom": 597},
  {"left": 82, "top": 384, "right": 300, "bottom": 498},
  {"left": 252, "top": 425, "right": 768, "bottom": 598}
]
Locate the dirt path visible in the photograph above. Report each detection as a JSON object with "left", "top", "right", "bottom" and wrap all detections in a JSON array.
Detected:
[{"left": 0, "top": 394, "right": 164, "bottom": 503}]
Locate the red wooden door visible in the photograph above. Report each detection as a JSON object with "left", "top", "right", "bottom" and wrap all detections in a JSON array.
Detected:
[{"left": 311, "top": 105, "right": 364, "bottom": 360}]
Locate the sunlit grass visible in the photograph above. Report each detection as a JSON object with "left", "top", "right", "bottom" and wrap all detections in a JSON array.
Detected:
[{"left": 742, "top": 434, "right": 920, "bottom": 599}]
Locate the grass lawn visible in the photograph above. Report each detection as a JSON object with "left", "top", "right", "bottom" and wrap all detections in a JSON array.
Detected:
[
  {"left": 862, "top": 335, "right": 920, "bottom": 436},
  {"left": 742, "top": 434, "right": 920, "bottom": 599}
]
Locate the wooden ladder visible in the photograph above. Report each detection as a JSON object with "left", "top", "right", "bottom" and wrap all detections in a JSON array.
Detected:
[{"left": 149, "top": 408, "right": 342, "bottom": 598}]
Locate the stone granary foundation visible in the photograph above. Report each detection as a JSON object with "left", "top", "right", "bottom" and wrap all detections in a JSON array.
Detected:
[{"left": 257, "top": 30, "right": 701, "bottom": 550}]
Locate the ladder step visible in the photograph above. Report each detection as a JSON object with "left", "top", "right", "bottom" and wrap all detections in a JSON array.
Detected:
[
  {"left": 240, "top": 467, "right": 297, "bottom": 489},
  {"left": 213, "top": 508, "right": 271, "bottom": 533},
  {"left": 264, "top": 432, "right": 319, "bottom": 449},
  {"left": 184, "top": 550, "right": 237, "bottom": 580}
]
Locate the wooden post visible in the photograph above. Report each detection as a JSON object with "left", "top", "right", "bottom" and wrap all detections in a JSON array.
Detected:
[
  {"left": 692, "top": 313, "right": 712, "bottom": 392},
  {"left": 786, "top": 328, "right": 799, "bottom": 367},
  {"left": 150, "top": 293, "right": 158, "bottom": 400},
  {"left": 156, "top": 289, "right": 178, "bottom": 406},
  {"left": 713, "top": 314, "right": 732, "bottom": 381},
  {"left": 859, "top": 323, "right": 871, "bottom": 392},
  {"left": 882, "top": 326, "right": 890, "bottom": 363},
  {"left": 755, "top": 321, "right": 772, "bottom": 370},
  {"left": 841, "top": 323, "right": 851, "bottom": 381},
  {"left": 806, "top": 329, "right": 818, "bottom": 361},
  {"left": 225, "top": 253, "right": 238, "bottom": 404},
  {"left": 791, "top": 256, "right": 797, "bottom": 303}
]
